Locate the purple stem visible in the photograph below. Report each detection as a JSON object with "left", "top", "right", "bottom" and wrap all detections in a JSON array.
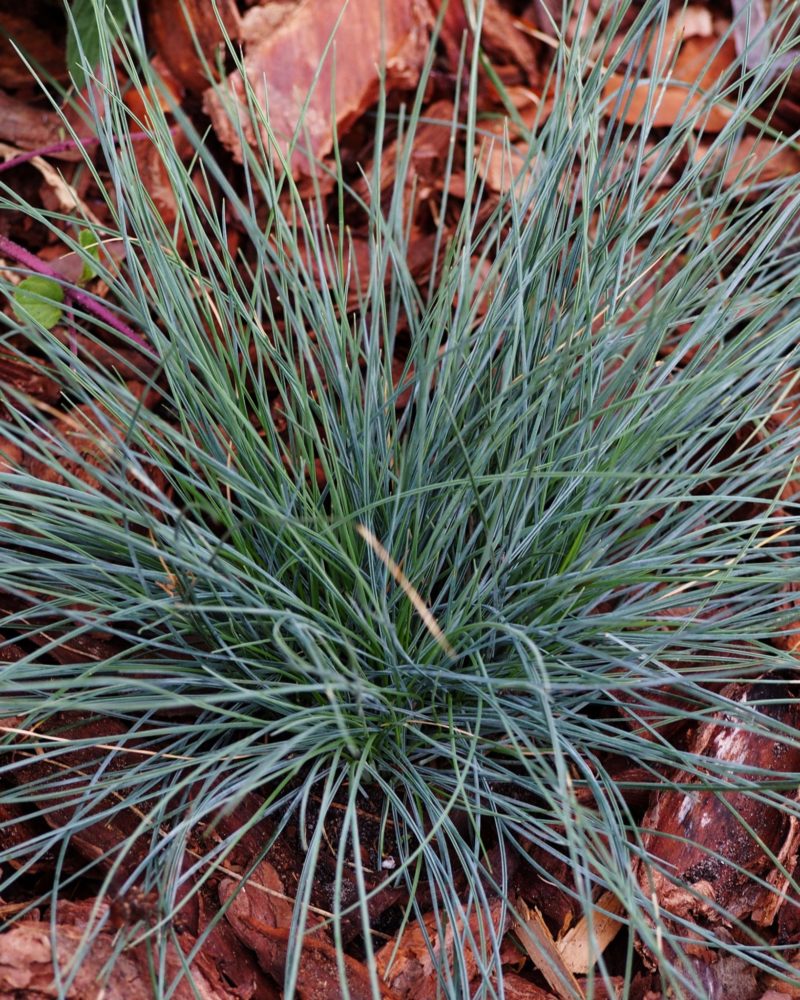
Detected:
[
  {"left": 0, "top": 126, "right": 178, "bottom": 174},
  {"left": 0, "top": 233, "right": 156, "bottom": 357},
  {"left": 0, "top": 135, "right": 100, "bottom": 173}
]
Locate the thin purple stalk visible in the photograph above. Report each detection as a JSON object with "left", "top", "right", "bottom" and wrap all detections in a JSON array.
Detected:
[
  {"left": 0, "top": 127, "right": 178, "bottom": 174},
  {"left": 0, "top": 234, "right": 156, "bottom": 357}
]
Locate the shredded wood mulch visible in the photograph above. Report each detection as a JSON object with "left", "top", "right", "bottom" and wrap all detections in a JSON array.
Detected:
[{"left": 1, "top": 1, "right": 800, "bottom": 998}]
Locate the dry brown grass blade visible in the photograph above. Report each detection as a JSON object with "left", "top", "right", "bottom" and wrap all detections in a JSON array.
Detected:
[{"left": 356, "top": 523, "right": 456, "bottom": 658}]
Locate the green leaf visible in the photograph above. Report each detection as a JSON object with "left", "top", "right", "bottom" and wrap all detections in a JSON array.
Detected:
[
  {"left": 66, "top": 0, "right": 127, "bottom": 87},
  {"left": 78, "top": 228, "right": 100, "bottom": 282},
  {"left": 12, "top": 276, "right": 65, "bottom": 329}
]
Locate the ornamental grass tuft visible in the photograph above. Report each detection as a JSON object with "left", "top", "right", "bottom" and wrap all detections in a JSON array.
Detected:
[{"left": 1, "top": 2, "right": 800, "bottom": 998}]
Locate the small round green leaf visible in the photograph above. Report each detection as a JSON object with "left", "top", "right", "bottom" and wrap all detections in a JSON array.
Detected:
[{"left": 13, "top": 276, "right": 65, "bottom": 329}]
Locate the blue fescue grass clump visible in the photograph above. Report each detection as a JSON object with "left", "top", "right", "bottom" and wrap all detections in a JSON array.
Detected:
[{"left": 1, "top": 1, "right": 800, "bottom": 997}]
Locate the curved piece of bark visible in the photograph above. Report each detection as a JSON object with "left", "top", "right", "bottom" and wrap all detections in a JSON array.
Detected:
[{"left": 635, "top": 681, "right": 800, "bottom": 941}]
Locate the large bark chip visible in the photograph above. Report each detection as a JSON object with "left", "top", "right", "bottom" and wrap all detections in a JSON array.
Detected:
[{"left": 204, "top": 0, "right": 430, "bottom": 174}]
